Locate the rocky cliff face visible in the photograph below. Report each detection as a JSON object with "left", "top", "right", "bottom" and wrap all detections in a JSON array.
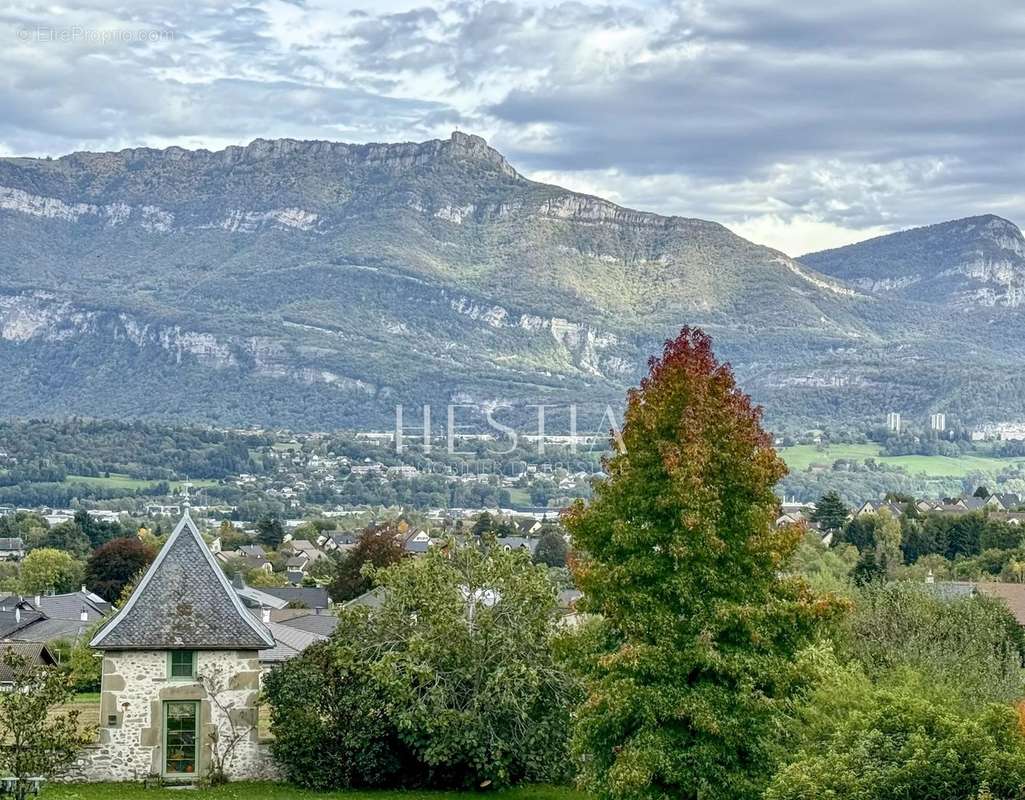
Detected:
[
  {"left": 0, "top": 133, "right": 1018, "bottom": 428},
  {"left": 803, "top": 215, "right": 1025, "bottom": 308}
]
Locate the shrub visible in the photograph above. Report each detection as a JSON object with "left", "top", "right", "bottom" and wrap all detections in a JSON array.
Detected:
[
  {"left": 263, "top": 628, "right": 412, "bottom": 789},
  {"left": 265, "top": 543, "right": 574, "bottom": 789},
  {"left": 767, "top": 687, "right": 1025, "bottom": 800},
  {"left": 838, "top": 581, "right": 1025, "bottom": 707}
]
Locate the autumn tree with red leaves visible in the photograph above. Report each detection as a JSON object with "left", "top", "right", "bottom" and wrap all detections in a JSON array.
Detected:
[
  {"left": 327, "top": 523, "right": 405, "bottom": 602},
  {"left": 565, "top": 327, "right": 842, "bottom": 800},
  {"left": 85, "top": 536, "right": 155, "bottom": 602}
]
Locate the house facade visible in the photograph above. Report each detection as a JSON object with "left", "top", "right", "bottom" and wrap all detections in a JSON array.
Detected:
[{"left": 72, "top": 509, "right": 276, "bottom": 782}]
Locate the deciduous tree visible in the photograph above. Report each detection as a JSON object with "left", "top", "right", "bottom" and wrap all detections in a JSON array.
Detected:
[
  {"left": 533, "top": 526, "right": 569, "bottom": 568},
  {"left": 0, "top": 649, "right": 95, "bottom": 800},
  {"left": 18, "top": 548, "right": 83, "bottom": 595},
  {"left": 267, "top": 543, "right": 574, "bottom": 789},
  {"left": 565, "top": 327, "right": 842, "bottom": 800},
  {"left": 84, "top": 537, "right": 155, "bottom": 602},
  {"left": 327, "top": 524, "right": 404, "bottom": 602}
]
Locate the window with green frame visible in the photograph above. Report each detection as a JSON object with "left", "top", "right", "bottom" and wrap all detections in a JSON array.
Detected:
[{"left": 169, "top": 650, "right": 196, "bottom": 680}]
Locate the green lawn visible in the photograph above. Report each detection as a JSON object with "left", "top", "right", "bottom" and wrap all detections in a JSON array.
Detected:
[
  {"left": 779, "top": 444, "right": 1025, "bottom": 478},
  {"left": 42, "top": 783, "right": 585, "bottom": 800}
]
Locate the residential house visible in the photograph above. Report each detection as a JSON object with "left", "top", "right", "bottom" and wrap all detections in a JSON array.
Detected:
[
  {"left": 961, "top": 495, "right": 1001, "bottom": 512},
  {"left": 217, "top": 546, "right": 273, "bottom": 575},
  {"left": 0, "top": 589, "right": 108, "bottom": 644},
  {"left": 855, "top": 500, "right": 904, "bottom": 518},
  {"left": 322, "top": 532, "right": 358, "bottom": 554},
  {"left": 257, "top": 615, "right": 327, "bottom": 665},
  {"left": 399, "top": 529, "right": 432, "bottom": 555},
  {"left": 996, "top": 493, "right": 1024, "bottom": 511},
  {"left": 83, "top": 509, "right": 275, "bottom": 782},
  {"left": 495, "top": 536, "right": 539, "bottom": 556},
  {"left": 0, "top": 537, "right": 25, "bottom": 561},
  {"left": 0, "top": 642, "right": 57, "bottom": 688},
  {"left": 930, "top": 580, "right": 1025, "bottom": 628},
  {"left": 282, "top": 540, "right": 329, "bottom": 564},
  {"left": 0, "top": 599, "right": 46, "bottom": 640},
  {"left": 514, "top": 519, "right": 542, "bottom": 537},
  {"left": 343, "top": 586, "right": 388, "bottom": 611}
]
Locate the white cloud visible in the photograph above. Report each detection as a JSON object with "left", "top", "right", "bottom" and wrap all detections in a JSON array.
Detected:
[{"left": 726, "top": 215, "right": 894, "bottom": 256}]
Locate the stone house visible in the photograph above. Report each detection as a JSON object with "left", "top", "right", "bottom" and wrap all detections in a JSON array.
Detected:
[{"left": 78, "top": 509, "right": 276, "bottom": 782}]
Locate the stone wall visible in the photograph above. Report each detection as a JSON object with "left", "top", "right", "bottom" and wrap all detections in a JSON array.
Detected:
[{"left": 64, "top": 650, "right": 276, "bottom": 782}]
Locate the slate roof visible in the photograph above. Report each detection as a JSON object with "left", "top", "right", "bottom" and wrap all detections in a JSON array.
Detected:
[
  {"left": 259, "top": 620, "right": 326, "bottom": 663},
  {"left": 275, "top": 612, "right": 339, "bottom": 637},
  {"left": 0, "top": 603, "right": 45, "bottom": 639},
  {"left": 343, "top": 587, "right": 388, "bottom": 610},
  {"left": 997, "top": 493, "right": 1023, "bottom": 510},
  {"left": 36, "top": 591, "right": 110, "bottom": 621},
  {"left": 91, "top": 510, "right": 274, "bottom": 651},
  {"left": 259, "top": 586, "right": 330, "bottom": 609},
  {"left": 496, "top": 536, "right": 539, "bottom": 554},
  {"left": 0, "top": 597, "right": 96, "bottom": 643},
  {"left": 0, "top": 643, "right": 56, "bottom": 682},
  {"left": 12, "top": 617, "right": 92, "bottom": 643},
  {"left": 235, "top": 584, "right": 288, "bottom": 610}
]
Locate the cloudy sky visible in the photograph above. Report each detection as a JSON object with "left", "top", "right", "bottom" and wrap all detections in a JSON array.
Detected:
[{"left": 3, "top": 0, "right": 1024, "bottom": 255}]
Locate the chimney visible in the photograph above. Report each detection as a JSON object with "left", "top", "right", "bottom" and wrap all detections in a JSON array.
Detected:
[
  {"left": 15, "top": 608, "right": 20, "bottom": 624},
  {"left": 81, "top": 585, "right": 87, "bottom": 594},
  {"left": 261, "top": 608, "right": 271, "bottom": 624},
  {"left": 34, "top": 595, "right": 41, "bottom": 607},
  {"left": 80, "top": 607, "right": 89, "bottom": 622},
  {"left": 926, "top": 570, "right": 935, "bottom": 585}
]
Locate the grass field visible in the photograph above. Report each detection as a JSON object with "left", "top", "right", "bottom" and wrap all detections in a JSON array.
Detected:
[
  {"left": 779, "top": 443, "right": 1025, "bottom": 478},
  {"left": 41, "top": 782, "right": 585, "bottom": 800},
  {"left": 56, "top": 695, "right": 100, "bottom": 733},
  {"left": 64, "top": 474, "right": 220, "bottom": 491},
  {"left": 506, "top": 488, "right": 532, "bottom": 506}
]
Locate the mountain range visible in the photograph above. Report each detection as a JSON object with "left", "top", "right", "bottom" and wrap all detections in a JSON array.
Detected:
[{"left": 1, "top": 131, "right": 1023, "bottom": 432}]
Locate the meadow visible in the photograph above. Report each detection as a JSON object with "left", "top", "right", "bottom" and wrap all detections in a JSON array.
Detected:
[
  {"left": 64, "top": 474, "right": 220, "bottom": 491},
  {"left": 779, "top": 443, "right": 1025, "bottom": 478}
]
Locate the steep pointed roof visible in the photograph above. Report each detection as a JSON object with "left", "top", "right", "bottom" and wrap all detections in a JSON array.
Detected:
[{"left": 91, "top": 510, "right": 274, "bottom": 650}]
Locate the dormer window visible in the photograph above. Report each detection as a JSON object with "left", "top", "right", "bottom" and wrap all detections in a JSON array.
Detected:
[{"left": 169, "top": 650, "right": 196, "bottom": 680}]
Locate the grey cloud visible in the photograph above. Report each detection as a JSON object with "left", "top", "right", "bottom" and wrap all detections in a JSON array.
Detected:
[{"left": 0, "top": 0, "right": 1022, "bottom": 244}]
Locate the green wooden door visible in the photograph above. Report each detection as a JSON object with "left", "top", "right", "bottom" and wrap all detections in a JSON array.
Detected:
[{"left": 164, "top": 701, "right": 199, "bottom": 777}]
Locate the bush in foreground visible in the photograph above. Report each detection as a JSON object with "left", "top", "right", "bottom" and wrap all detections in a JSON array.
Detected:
[{"left": 265, "top": 542, "right": 575, "bottom": 789}]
